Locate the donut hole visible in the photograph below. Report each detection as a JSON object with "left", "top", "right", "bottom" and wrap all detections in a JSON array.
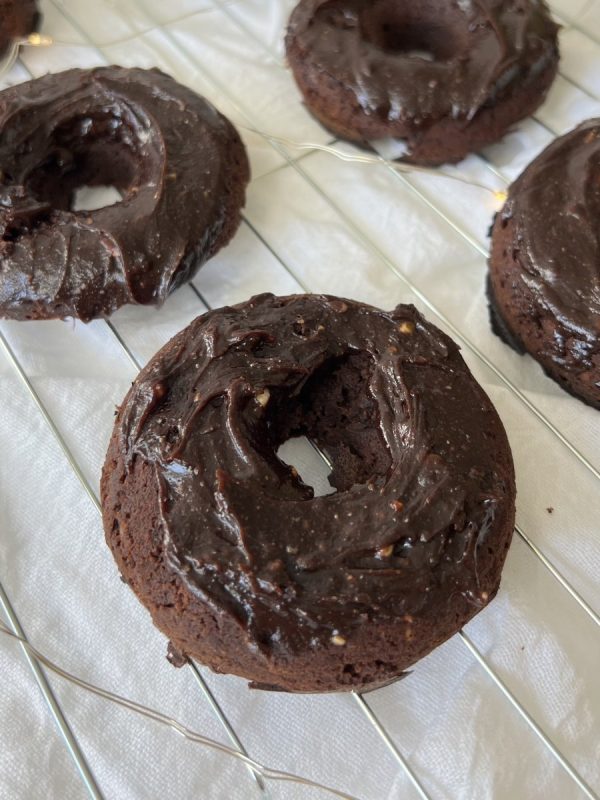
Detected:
[
  {"left": 72, "top": 184, "right": 123, "bottom": 212},
  {"left": 276, "top": 436, "right": 337, "bottom": 497},
  {"left": 270, "top": 352, "right": 392, "bottom": 495},
  {"left": 23, "top": 109, "right": 152, "bottom": 214},
  {"left": 358, "top": 1, "right": 467, "bottom": 61}
]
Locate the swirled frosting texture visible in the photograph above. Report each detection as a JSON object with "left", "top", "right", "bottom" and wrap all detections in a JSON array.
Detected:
[
  {"left": 103, "top": 294, "right": 515, "bottom": 691},
  {"left": 0, "top": 67, "right": 249, "bottom": 321},
  {"left": 501, "top": 119, "right": 600, "bottom": 341}
]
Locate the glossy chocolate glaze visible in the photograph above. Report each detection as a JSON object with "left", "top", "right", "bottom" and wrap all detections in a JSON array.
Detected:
[
  {"left": 498, "top": 119, "right": 600, "bottom": 343},
  {"left": 0, "top": 0, "right": 38, "bottom": 58},
  {"left": 115, "top": 294, "right": 515, "bottom": 658},
  {"left": 0, "top": 67, "right": 249, "bottom": 321},
  {"left": 287, "top": 0, "right": 558, "bottom": 126}
]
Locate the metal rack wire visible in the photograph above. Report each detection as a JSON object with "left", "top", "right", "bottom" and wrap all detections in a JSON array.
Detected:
[{"left": 1, "top": 1, "right": 599, "bottom": 798}]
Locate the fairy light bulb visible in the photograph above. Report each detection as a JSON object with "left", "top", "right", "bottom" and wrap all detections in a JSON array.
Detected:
[{"left": 25, "top": 34, "right": 54, "bottom": 47}]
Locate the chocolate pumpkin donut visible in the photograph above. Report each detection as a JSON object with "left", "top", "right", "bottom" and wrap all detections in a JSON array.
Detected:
[
  {"left": 285, "top": 0, "right": 559, "bottom": 165},
  {"left": 489, "top": 119, "right": 600, "bottom": 409},
  {"left": 0, "top": 0, "right": 39, "bottom": 59},
  {"left": 102, "top": 293, "right": 516, "bottom": 693},
  {"left": 0, "top": 67, "right": 249, "bottom": 321}
]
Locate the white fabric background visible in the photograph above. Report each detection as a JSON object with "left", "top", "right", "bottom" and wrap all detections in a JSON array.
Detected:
[{"left": 1, "top": 0, "right": 599, "bottom": 798}]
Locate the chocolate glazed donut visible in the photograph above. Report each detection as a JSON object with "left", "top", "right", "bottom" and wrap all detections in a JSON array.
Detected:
[
  {"left": 0, "top": 0, "right": 39, "bottom": 58},
  {"left": 102, "top": 294, "right": 516, "bottom": 693},
  {"left": 0, "top": 67, "right": 249, "bottom": 321},
  {"left": 286, "top": 0, "right": 559, "bottom": 165},
  {"left": 489, "top": 119, "right": 600, "bottom": 409}
]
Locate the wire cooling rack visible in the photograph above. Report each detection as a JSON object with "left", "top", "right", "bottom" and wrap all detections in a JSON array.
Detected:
[{"left": 1, "top": 1, "right": 600, "bottom": 798}]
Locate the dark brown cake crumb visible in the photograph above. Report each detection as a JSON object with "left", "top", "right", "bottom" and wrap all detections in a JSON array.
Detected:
[{"left": 166, "top": 641, "right": 189, "bottom": 668}]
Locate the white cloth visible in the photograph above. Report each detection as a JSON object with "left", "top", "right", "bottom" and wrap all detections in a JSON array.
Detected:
[{"left": 1, "top": 1, "right": 599, "bottom": 798}]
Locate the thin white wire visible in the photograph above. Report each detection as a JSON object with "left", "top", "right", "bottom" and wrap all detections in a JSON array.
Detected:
[
  {"left": 0, "top": 622, "right": 360, "bottom": 800},
  {"left": 238, "top": 127, "right": 504, "bottom": 196}
]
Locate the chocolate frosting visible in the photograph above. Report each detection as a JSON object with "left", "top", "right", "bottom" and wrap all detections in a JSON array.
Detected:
[
  {"left": 499, "top": 119, "right": 600, "bottom": 344},
  {"left": 287, "top": 0, "right": 559, "bottom": 126},
  {"left": 0, "top": 67, "right": 249, "bottom": 321},
  {"left": 116, "top": 294, "right": 515, "bottom": 656},
  {"left": 0, "top": 0, "right": 39, "bottom": 58}
]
